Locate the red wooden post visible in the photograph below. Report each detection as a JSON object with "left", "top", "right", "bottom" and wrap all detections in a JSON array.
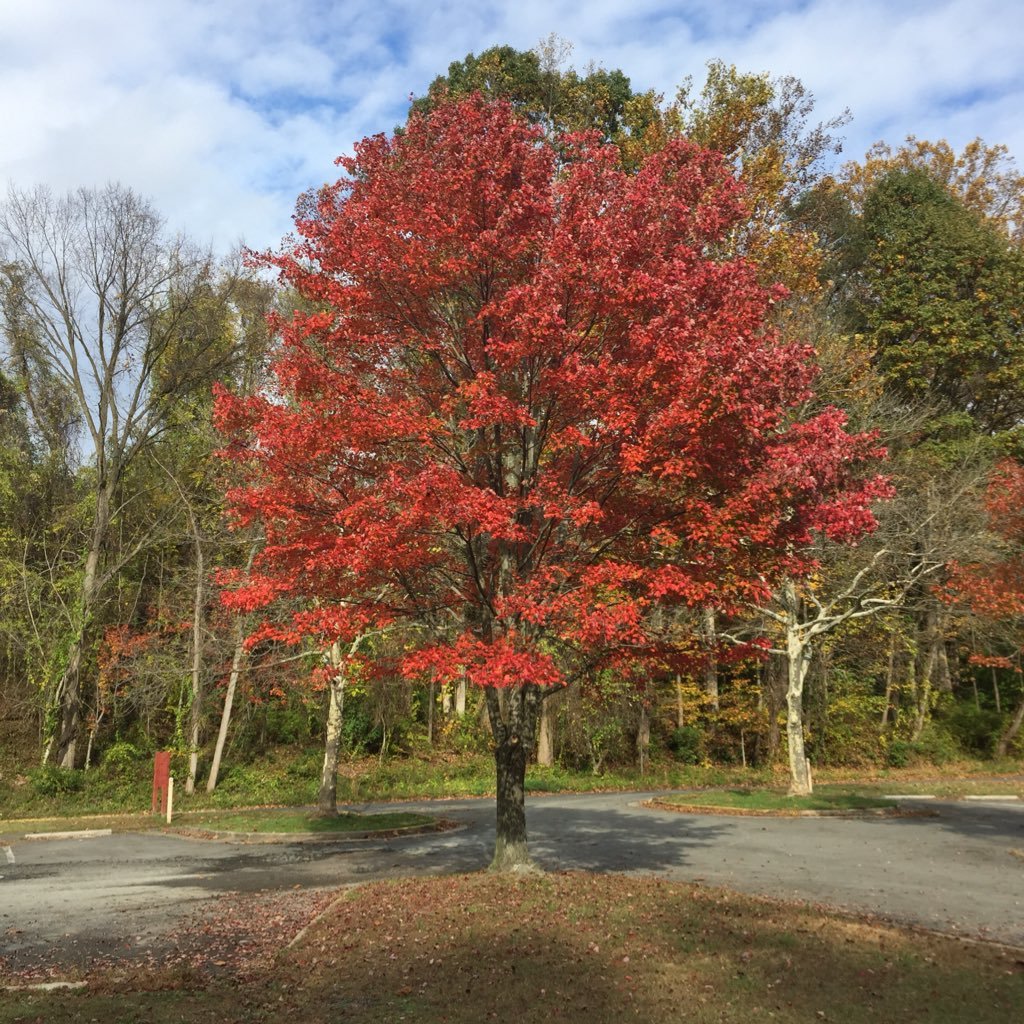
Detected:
[{"left": 152, "top": 751, "right": 171, "bottom": 814}]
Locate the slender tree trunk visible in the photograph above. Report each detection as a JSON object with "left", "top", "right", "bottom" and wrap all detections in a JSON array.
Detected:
[
  {"left": 881, "top": 634, "right": 897, "bottom": 727},
  {"left": 702, "top": 607, "right": 719, "bottom": 710},
  {"left": 427, "top": 677, "right": 435, "bottom": 746},
  {"left": 996, "top": 694, "right": 1024, "bottom": 758},
  {"left": 185, "top": 529, "right": 205, "bottom": 795},
  {"left": 206, "top": 630, "right": 247, "bottom": 793},
  {"left": 765, "top": 656, "right": 784, "bottom": 765},
  {"left": 675, "top": 673, "right": 685, "bottom": 729},
  {"left": 912, "top": 643, "right": 938, "bottom": 742},
  {"left": 993, "top": 667, "right": 1002, "bottom": 713},
  {"left": 318, "top": 647, "right": 345, "bottom": 815},
  {"left": 783, "top": 581, "right": 813, "bottom": 796},
  {"left": 52, "top": 480, "right": 114, "bottom": 768},
  {"left": 486, "top": 683, "right": 540, "bottom": 872},
  {"left": 536, "top": 694, "right": 554, "bottom": 767},
  {"left": 455, "top": 674, "right": 467, "bottom": 717},
  {"left": 206, "top": 545, "right": 257, "bottom": 793},
  {"left": 637, "top": 701, "right": 650, "bottom": 775}
]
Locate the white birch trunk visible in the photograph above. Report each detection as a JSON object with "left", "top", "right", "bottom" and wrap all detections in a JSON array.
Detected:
[{"left": 783, "top": 581, "right": 813, "bottom": 796}]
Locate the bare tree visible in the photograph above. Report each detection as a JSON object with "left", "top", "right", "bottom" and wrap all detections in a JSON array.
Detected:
[{"left": 0, "top": 183, "right": 243, "bottom": 766}]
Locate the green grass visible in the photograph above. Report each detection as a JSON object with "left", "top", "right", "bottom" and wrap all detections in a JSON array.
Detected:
[
  {"left": 812, "top": 776, "right": 1024, "bottom": 798},
  {"left": 2, "top": 746, "right": 1019, "bottom": 822},
  {"left": 653, "top": 787, "right": 895, "bottom": 813},
  {"left": 3, "top": 873, "right": 1020, "bottom": 1024},
  {"left": 174, "top": 808, "right": 435, "bottom": 834}
]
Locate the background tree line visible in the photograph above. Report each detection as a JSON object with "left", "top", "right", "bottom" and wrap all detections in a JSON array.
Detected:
[{"left": 1, "top": 40, "right": 1022, "bottom": 810}]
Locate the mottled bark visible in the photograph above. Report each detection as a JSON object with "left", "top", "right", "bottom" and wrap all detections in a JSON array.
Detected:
[
  {"left": 486, "top": 683, "right": 541, "bottom": 872},
  {"left": 536, "top": 695, "right": 554, "bottom": 767},
  {"left": 702, "top": 607, "right": 719, "bottom": 710},
  {"left": 492, "top": 734, "right": 530, "bottom": 870},
  {"left": 318, "top": 667, "right": 345, "bottom": 815}
]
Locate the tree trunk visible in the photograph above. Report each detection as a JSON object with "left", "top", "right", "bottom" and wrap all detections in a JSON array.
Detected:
[
  {"left": 185, "top": 528, "right": 205, "bottom": 795},
  {"left": 52, "top": 480, "right": 113, "bottom": 768},
  {"left": 702, "top": 607, "right": 719, "bottom": 710},
  {"left": 637, "top": 702, "right": 650, "bottom": 774},
  {"left": 206, "top": 630, "right": 247, "bottom": 793},
  {"left": 996, "top": 694, "right": 1024, "bottom": 758},
  {"left": 485, "top": 684, "right": 540, "bottom": 872},
  {"left": 536, "top": 694, "right": 554, "bottom": 767},
  {"left": 455, "top": 675, "right": 467, "bottom": 717},
  {"left": 881, "top": 635, "right": 897, "bottom": 727},
  {"left": 764, "top": 656, "right": 784, "bottom": 765},
  {"left": 912, "top": 641, "right": 938, "bottom": 742},
  {"left": 318, "top": 667, "right": 345, "bottom": 815},
  {"left": 492, "top": 734, "right": 530, "bottom": 870},
  {"left": 783, "top": 582, "right": 813, "bottom": 796},
  {"left": 427, "top": 677, "right": 435, "bottom": 745},
  {"left": 911, "top": 602, "right": 943, "bottom": 740}
]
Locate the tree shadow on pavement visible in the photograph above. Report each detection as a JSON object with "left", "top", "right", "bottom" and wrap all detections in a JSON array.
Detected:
[
  {"left": 526, "top": 799, "right": 729, "bottom": 873},
  {"left": 889, "top": 801, "right": 1024, "bottom": 843}
]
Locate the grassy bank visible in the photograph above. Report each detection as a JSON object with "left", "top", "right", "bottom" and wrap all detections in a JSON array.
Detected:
[
  {"left": 2, "top": 873, "right": 1020, "bottom": 1023},
  {"left": 1, "top": 747, "right": 1020, "bottom": 821}
]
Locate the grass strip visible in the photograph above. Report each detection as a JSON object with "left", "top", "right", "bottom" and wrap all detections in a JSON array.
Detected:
[
  {"left": 650, "top": 787, "right": 896, "bottom": 815},
  {"left": 173, "top": 809, "right": 436, "bottom": 834}
]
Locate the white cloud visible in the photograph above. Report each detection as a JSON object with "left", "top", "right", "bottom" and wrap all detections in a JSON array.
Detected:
[{"left": 1, "top": 0, "right": 1020, "bottom": 253}]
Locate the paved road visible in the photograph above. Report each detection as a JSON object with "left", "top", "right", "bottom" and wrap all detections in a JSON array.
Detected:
[{"left": 2, "top": 792, "right": 1022, "bottom": 971}]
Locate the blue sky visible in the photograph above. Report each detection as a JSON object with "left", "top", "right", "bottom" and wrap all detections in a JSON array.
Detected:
[{"left": 1, "top": 0, "right": 1021, "bottom": 253}]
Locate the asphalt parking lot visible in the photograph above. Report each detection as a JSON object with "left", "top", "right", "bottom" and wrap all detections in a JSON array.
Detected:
[{"left": 2, "top": 790, "right": 1022, "bottom": 975}]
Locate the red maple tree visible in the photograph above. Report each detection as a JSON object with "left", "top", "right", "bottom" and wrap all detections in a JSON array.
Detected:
[
  {"left": 215, "top": 96, "right": 886, "bottom": 868},
  {"left": 949, "top": 459, "right": 1024, "bottom": 754},
  {"left": 951, "top": 459, "right": 1024, "bottom": 618}
]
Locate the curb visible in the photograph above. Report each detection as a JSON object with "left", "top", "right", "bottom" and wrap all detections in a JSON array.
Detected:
[
  {"left": 22, "top": 829, "right": 113, "bottom": 841},
  {"left": 2, "top": 980, "right": 88, "bottom": 993}
]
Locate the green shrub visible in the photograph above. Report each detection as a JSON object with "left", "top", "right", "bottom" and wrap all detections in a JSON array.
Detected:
[
  {"left": 29, "top": 764, "right": 85, "bottom": 797},
  {"left": 101, "top": 740, "right": 144, "bottom": 778},
  {"left": 887, "top": 739, "right": 915, "bottom": 768},
  {"left": 815, "top": 689, "right": 887, "bottom": 767},
  {"left": 668, "top": 726, "right": 704, "bottom": 765},
  {"left": 944, "top": 703, "right": 1003, "bottom": 757},
  {"left": 886, "top": 725, "right": 962, "bottom": 768},
  {"left": 286, "top": 747, "right": 323, "bottom": 779},
  {"left": 914, "top": 724, "right": 961, "bottom": 764}
]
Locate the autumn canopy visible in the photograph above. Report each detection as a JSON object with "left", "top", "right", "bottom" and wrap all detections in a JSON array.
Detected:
[{"left": 215, "top": 95, "right": 886, "bottom": 867}]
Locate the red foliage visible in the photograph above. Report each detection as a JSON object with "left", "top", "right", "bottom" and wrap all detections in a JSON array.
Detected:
[
  {"left": 215, "top": 96, "right": 886, "bottom": 690},
  {"left": 949, "top": 459, "right": 1024, "bottom": 619}
]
